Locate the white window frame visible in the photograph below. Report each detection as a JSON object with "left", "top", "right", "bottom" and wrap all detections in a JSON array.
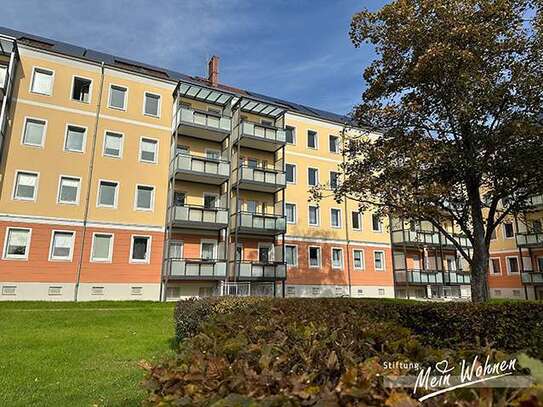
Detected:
[
  {"left": 374, "top": 250, "right": 386, "bottom": 271},
  {"left": 257, "top": 242, "right": 274, "bottom": 263},
  {"left": 308, "top": 205, "right": 320, "bottom": 227},
  {"left": 329, "top": 171, "right": 340, "bottom": 189},
  {"left": 70, "top": 75, "right": 93, "bottom": 104},
  {"left": 331, "top": 247, "right": 344, "bottom": 269},
  {"left": 371, "top": 214, "right": 383, "bottom": 232},
  {"left": 353, "top": 249, "right": 365, "bottom": 270},
  {"left": 21, "top": 116, "right": 47, "bottom": 148},
  {"left": 203, "top": 192, "right": 220, "bottom": 208},
  {"left": 330, "top": 208, "right": 342, "bottom": 228},
  {"left": 29, "top": 66, "right": 54, "bottom": 96},
  {"left": 130, "top": 235, "right": 152, "bottom": 264},
  {"left": 489, "top": 257, "right": 502, "bottom": 276},
  {"left": 103, "top": 130, "right": 124, "bottom": 159},
  {"left": 205, "top": 148, "right": 221, "bottom": 160},
  {"left": 139, "top": 137, "right": 159, "bottom": 164},
  {"left": 90, "top": 232, "right": 114, "bottom": 263},
  {"left": 307, "top": 129, "right": 318, "bottom": 149},
  {"left": 143, "top": 91, "right": 161, "bottom": 118},
  {"left": 96, "top": 179, "right": 119, "bottom": 208},
  {"left": 329, "top": 134, "right": 340, "bottom": 154},
  {"left": 2, "top": 227, "right": 32, "bottom": 260},
  {"left": 285, "top": 202, "right": 297, "bottom": 224},
  {"left": 134, "top": 184, "right": 155, "bottom": 211},
  {"left": 352, "top": 211, "right": 362, "bottom": 230},
  {"left": 48, "top": 230, "right": 76, "bottom": 261},
  {"left": 108, "top": 83, "right": 128, "bottom": 111},
  {"left": 12, "top": 170, "right": 39, "bottom": 202},
  {"left": 285, "top": 163, "right": 296, "bottom": 184},
  {"left": 307, "top": 167, "right": 319, "bottom": 186},
  {"left": 308, "top": 246, "right": 321, "bottom": 268},
  {"left": 63, "top": 123, "right": 88, "bottom": 153},
  {"left": 502, "top": 222, "right": 515, "bottom": 240},
  {"left": 285, "top": 125, "right": 296, "bottom": 145},
  {"left": 57, "top": 175, "right": 81, "bottom": 205},
  {"left": 200, "top": 239, "right": 218, "bottom": 260},
  {"left": 506, "top": 256, "right": 520, "bottom": 274},
  {"left": 285, "top": 244, "right": 298, "bottom": 267}
]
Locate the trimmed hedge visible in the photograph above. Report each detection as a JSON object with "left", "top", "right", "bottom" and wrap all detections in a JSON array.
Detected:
[{"left": 142, "top": 298, "right": 543, "bottom": 406}]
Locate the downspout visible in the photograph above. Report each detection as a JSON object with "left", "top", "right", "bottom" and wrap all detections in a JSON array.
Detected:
[{"left": 74, "top": 62, "right": 105, "bottom": 301}]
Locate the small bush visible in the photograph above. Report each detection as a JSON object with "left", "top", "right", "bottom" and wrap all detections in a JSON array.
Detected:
[{"left": 143, "top": 298, "right": 543, "bottom": 406}]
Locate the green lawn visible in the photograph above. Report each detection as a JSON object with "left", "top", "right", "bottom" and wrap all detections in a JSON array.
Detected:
[{"left": 0, "top": 301, "right": 176, "bottom": 406}]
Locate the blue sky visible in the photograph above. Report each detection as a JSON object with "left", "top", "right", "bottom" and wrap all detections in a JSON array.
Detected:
[{"left": 0, "top": 0, "right": 386, "bottom": 115}]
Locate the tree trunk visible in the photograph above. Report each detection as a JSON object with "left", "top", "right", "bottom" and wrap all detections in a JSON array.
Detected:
[{"left": 471, "top": 231, "right": 490, "bottom": 303}]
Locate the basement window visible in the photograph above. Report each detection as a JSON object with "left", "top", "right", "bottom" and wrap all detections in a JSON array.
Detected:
[
  {"left": 48, "top": 286, "right": 62, "bottom": 296},
  {"left": 72, "top": 77, "right": 91, "bottom": 103},
  {"left": 91, "top": 286, "right": 104, "bottom": 296},
  {"left": 131, "top": 286, "right": 143, "bottom": 296},
  {"left": 1, "top": 286, "right": 16, "bottom": 296}
]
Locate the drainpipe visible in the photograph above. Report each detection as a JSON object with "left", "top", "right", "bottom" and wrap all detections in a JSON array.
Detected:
[{"left": 74, "top": 62, "right": 105, "bottom": 301}]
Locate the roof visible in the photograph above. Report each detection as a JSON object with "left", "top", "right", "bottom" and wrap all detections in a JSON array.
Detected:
[{"left": 0, "top": 26, "right": 353, "bottom": 126}]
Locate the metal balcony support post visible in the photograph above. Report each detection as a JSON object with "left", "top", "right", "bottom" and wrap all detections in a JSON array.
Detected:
[{"left": 403, "top": 228, "right": 410, "bottom": 299}]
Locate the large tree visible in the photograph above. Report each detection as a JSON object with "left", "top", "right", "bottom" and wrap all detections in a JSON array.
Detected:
[{"left": 335, "top": 0, "right": 543, "bottom": 302}]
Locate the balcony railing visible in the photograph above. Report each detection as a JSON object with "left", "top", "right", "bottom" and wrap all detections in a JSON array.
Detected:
[
  {"left": 233, "top": 261, "right": 287, "bottom": 280},
  {"left": 516, "top": 232, "right": 543, "bottom": 248},
  {"left": 521, "top": 272, "right": 543, "bottom": 284},
  {"left": 169, "top": 205, "right": 228, "bottom": 229},
  {"left": 391, "top": 229, "right": 472, "bottom": 248},
  {"left": 394, "top": 269, "right": 471, "bottom": 285},
  {"left": 232, "top": 121, "right": 286, "bottom": 151},
  {"left": 232, "top": 165, "right": 286, "bottom": 192},
  {"left": 165, "top": 258, "right": 227, "bottom": 279},
  {"left": 231, "top": 211, "right": 286, "bottom": 235},
  {"left": 171, "top": 153, "right": 230, "bottom": 184},
  {"left": 175, "top": 106, "right": 231, "bottom": 141}
]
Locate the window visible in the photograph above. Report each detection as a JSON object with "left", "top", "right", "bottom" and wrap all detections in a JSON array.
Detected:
[
  {"left": 109, "top": 85, "right": 127, "bottom": 110},
  {"left": 378, "top": 288, "right": 385, "bottom": 296},
  {"left": 307, "top": 130, "right": 318, "bottom": 148},
  {"left": 13, "top": 171, "right": 38, "bottom": 201},
  {"left": 503, "top": 222, "right": 514, "bottom": 239},
  {"left": 144, "top": 92, "right": 161, "bottom": 117},
  {"left": 3, "top": 228, "right": 31, "bottom": 259},
  {"left": 308, "top": 168, "right": 318, "bottom": 186},
  {"left": 286, "top": 203, "right": 296, "bottom": 224},
  {"left": 374, "top": 251, "right": 385, "bottom": 271},
  {"left": 330, "top": 171, "right": 339, "bottom": 189},
  {"left": 135, "top": 185, "right": 154, "bottom": 210},
  {"left": 201, "top": 241, "right": 216, "bottom": 260},
  {"left": 507, "top": 257, "right": 519, "bottom": 274},
  {"left": 30, "top": 67, "right": 53, "bottom": 95},
  {"left": 353, "top": 249, "right": 364, "bottom": 269},
  {"left": 287, "top": 286, "right": 296, "bottom": 296},
  {"left": 0, "top": 65, "right": 6, "bottom": 86},
  {"left": 131, "top": 236, "right": 150, "bottom": 263},
  {"left": 309, "top": 247, "right": 321, "bottom": 267},
  {"left": 286, "top": 245, "right": 297, "bottom": 266},
  {"left": 131, "top": 287, "right": 143, "bottom": 296},
  {"left": 352, "top": 211, "right": 361, "bottom": 230},
  {"left": 140, "top": 138, "right": 158, "bottom": 163},
  {"left": 91, "top": 233, "right": 113, "bottom": 262},
  {"left": 58, "top": 176, "right": 80, "bottom": 204},
  {"left": 204, "top": 194, "right": 218, "bottom": 209},
  {"left": 308, "top": 205, "right": 319, "bottom": 226},
  {"left": 49, "top": 231, "right": 75, "bottom": 261},
  {"left": 286, "top": 164, "right": 296, "bottom": 183},
  {"left": 72, "top": 77, "right": 91, "bottom": 103},
  {"left": 490, "top": 258, "right": 501, "bottom": 275},
  {"left": 285, "top": 126, "right": 296, "bottom": 144},
  {"left": 332, "top": 248, "right": 343, "bottom": 269},
  {"left": 494, "top": 289, "right": 502, "bottom": 297},
  {"left": 331, "top": 208, "right": 341, "bottom": 228},
  {"left": 64, "top": 125, "right": 86, "bottom": 152},
  {"left": 533, "top": 220, "right": 543, "bottom": 233},
  {"left": 22, "top": 118, "right": 46, "bottom": 147},
  {"left": 539, "top": 257, "right": 543, "bottom": 272},
  {"left": 2, "top": 286, "right": 16, "bottom": 296},
  {"left": 372, "top": 214, "right": 383, "bottom": 232},
  {"left": 206, "top": 149, "right": 220, "bottom": 160},
  {"left": 513, "top": 290, "right": 521, "bottom": 297},
  {"left": 97, "top": 180, "right": 118, "bottom": 207},
  {"left": 261, "top": 119, "right": 274, "bottom": 126},
  {"left": 103, "top": 132, "right": 123, "bottom": 157},
  {"left": 329, "top": 135, "right": 340, "bottom": 153},
  {"left": 91, "top": 287, "right": 104, "bottom": 296},
  {"left": 312, "top": 287, "right": 321, "bottom": 296},
  {"left": 48, "top": 286, "right": 62, "bottom": 296}
]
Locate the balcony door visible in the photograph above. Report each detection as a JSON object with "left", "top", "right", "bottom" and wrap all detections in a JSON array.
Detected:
[
  {"left": 258, "top": 243, "right": 273, "bottom": 264},
  {"left": 203, "top": 193, "right": 218, "bottom": 209},
  {"left": 174, "top": 192, "right": 186, "bottom": 206},
  {"left": 201, "top": 240, "right": 217, "bottom": 261},
  {"left": 412, "top": 255, "right": 421, "bottom": 270},
  {"left": 169, "top": 241, "right": 183, "bottom": 259}
]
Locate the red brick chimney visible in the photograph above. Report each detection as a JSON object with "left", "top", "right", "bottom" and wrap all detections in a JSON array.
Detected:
[{"left": 208, "top": 55, "right": 219, "bottom": 86}]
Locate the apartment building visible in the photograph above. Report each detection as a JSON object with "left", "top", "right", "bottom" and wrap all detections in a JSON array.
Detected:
[{"left": 0, "top": 26, "right": 538, "bottom": 301}]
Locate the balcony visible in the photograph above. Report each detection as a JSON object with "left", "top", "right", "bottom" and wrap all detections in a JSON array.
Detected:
[
  {"left": 516, "top": 232, "right": 543, "bottom": 248},
  {"left": 169, "top": 205, "right": 228, "bottom": 230},
  {"left": 391, "top": 229, "right": 472, "bottom": 248},
  {"left": 232, "top": 165, "right": 286, "bottom": 193},
  {"left": 233, "top": 261, "right": 287, "bottom": 281},
  {"left": 521, "top": 272, "right": 543, "bottom": 284},
  {"left": 171, "top": 153, "right": 229, "bottom": 185},
  {"left": 0, "top": 65, "right": 5, "bottom": 99},
  {"left": 394, "top": 269, "right": 471, "bottom": 285},
  {"left": 232, "top": 121, "right": 286, "bottom": 152},
  {"left": 231, "top": 212, "right": 286, "bottom": 235},
  {"left": 165, "top": 258, "right": 227, "bottom": 280},
  {"left": 175, "top": 106, "right": 231, "bottom": 142}
]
